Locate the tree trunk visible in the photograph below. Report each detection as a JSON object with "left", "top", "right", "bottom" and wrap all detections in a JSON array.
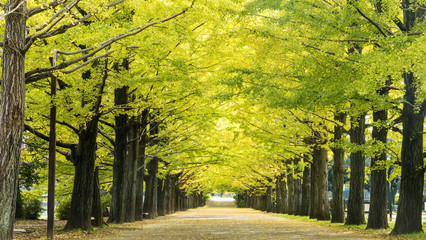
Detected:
[
  {"left": 166, "top": 174, "right": 175, "bottom": 214},
  {"left": 109, "top": 86, "right": 129, "bottom": 223},
  {"left": 65, "top": 60, "right": 107, "bottom": 230},
  {"left": 300, "top": 163, "right": 311, "bottom": 216},
  {"left": 331, "top": 112, "right": 346, "bottom": 223},
  {"left": 275, "top": 176, "right": 283, "bottom": 213},
  {"left": 171, "top": 174, "right": 180, "bottom": 213},
  {"left": 144, "top": 157, "right": 159, "bottom": 219},
  {"left": 392, "top": 73, "right": 425, "bottom": 234},
  {"left": 0, "top": 1, "right": 26, "bottom": 239},
  {"left": 65, "top": 118, "right": 99, "bottom": 230},
  {"left": 164, "top": 174, "right": 172, "bottom": 213},
  {"left": 294, "top": 177, "right": 302, "bottom": 215},
  {"left": 367, "top": 109, "right": 388, "bottom": 229},
  {"left": 287, "top": 172, "right": 295, "bottom": 215},
  {"left": 387, "top": 166, "right": 398, "bottom": 216},
  {"left": 346, "top": 113, "right": 366, "bottom": 225},
  {"left": 135, "top": 110, "right": 149, "bottom": 221},
  {"left": 125, "top": 118, "right": 138, "bottom": 222},
  {"left": 391, "top": 2, "right": 425, "bottom": 235},
  {"left": 280, "top": 171, "right": 288, "bottom": 214},
  {"left": 315, "top": 146, "right": 330, "bottom": 221},
  {"left": 157, "top": 178, "right": 166, "bottom": 216},
  {"left": 266, "top": 185, "right": 274, "bottom": 212},
  {"left": 92, "top": 167, "right": 104, "bottom": 227},
  {"left": 309, "top": 153, "right": 318, "bottom": 219}
]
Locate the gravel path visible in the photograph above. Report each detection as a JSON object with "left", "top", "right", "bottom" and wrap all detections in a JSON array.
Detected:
[{"left": 93, "top": 199, "right": 387, "bottom": 240}]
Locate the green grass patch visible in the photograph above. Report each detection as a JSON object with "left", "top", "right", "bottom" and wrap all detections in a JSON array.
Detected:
[{"left": 269, "top": 213, "right": 426, "bottom": 239}]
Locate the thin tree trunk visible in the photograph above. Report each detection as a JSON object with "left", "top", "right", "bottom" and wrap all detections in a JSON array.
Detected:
[
  {"left": 293, "top": 158, "right": 302, "bottom": 215},
  {"left": 280, "top": 171, "right": 288, "bottom": 214},
  {"left": 125, "top": 118, "right": 138, "bottom": 222},
  {"left": 164, "top": 174, "right": 172, "bottom": 213},
  {"left": 287, "top": 171, "right": 295, "bottom": 215},
  {"left": 0, "top": 1, "right": 26, "bottom": 239},
  {"left": 300, "top": 162, "right": 311, "bottom": 216},
  {"left": 315, "top": 146, "right": 330, "bottom": 221},
  {"left": 294, "top": 177, "right": 302, "bottom": 215},
  {"left": 275, "top": 176, "right": 283, "bottom": 213},
  {"left": 331, "top": 112, "right": 346, "bottom": 223},
  {"left": 310, "top": 151, "right": 318, "bottom": 219},
  {"left": 346, "top": 113, "right": 366, "bottom": 225},
  {"left": 135, "top": 110, "right": 149, "bottom": 221},
  {"left": 266, "top": 185, "right": 274, "bottom": 212}
]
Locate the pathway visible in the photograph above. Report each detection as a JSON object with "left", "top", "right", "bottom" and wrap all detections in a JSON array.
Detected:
[{"left": 92, "top": 198, "right": 387, "bottom": 240}]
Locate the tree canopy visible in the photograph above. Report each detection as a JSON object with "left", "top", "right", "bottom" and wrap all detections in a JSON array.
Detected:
[{"left": 0, "top": 0, "right": 425, "bottom": 238}]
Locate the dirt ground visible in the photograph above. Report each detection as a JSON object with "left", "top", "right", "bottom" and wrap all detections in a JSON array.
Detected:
[{"left": 86, "top": 200, "right": 390, "bottom": 240}]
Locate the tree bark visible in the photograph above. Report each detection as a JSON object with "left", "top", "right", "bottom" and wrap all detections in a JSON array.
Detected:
[
  {"left": 144, "top": 157, "right": 159, "bottom": 219},
  {"left": 164, "top": 174, "right": 172, "bottom": 213},
  {"left": 157, "top": 178, "right": 166, "bottom": 216},
  {"left": 63, "top": 60, "right": 108, "bottom": 230},
  {"left": 65, "top": 118, "right": 99, "bottom": 230},
  {"left": 392, "top": 73, "right": 425, "bottom": 234},
  {"left": 144, "top": 116, "right": 160, "bottom": 218},
  {"left": 135, "top": 109, "right": 149, "bottom": 220},
  {"left": 367, "top": 109, "right": 388, "bottom": 229},
  {"left": 266, "top": 185, "right": 274, "bottom": 212},
  {"left": 391, "top": 1, "right": 425, "bottom": 235},
  {"left": 275, "top": 176, "right": 283, "bottom": 213},
  {"left": 0, "top": 1, "right": 26, "bottom": 238},
  {"left": 300, "top": 163, "right": 311, "bottom": 216},
  {"left": 92, "top": 167, "right": 104, "bottom": 227},
  {"left": 287, "top": 171, "right": 295, "bottom": 215},
  {"left": 125, "top": 117, "right": 138, "bottom": 222},
  {"left": 331, "top": 112, "right": 346, "bottom": 223},
  {"left": 109, "top": 86, "right": 129, "bottom": 223},
  {"left": 309, "top": 153, "right": 318, "bottom": 219},
  {"left": 346, "top": 113, "right": 366, "bottom": 225},
  {"left": 280, "top": 171, "right": 288, "bottom": 214},
  {"left": 294, "top": 177, "right": 302, "bottom": 215},
  {"left": 165, "top": 174, "right": 175, "bottom": 214},
  {"left": 314, "top": 146, "right": 330, "bottom": 221}
]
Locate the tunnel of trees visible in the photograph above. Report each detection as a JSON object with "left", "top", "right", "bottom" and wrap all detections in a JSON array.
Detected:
[{"left": 0, "top": 0, "right": 425, "bottom": 239}]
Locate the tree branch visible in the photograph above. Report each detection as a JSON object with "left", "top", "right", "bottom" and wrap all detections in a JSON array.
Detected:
[
  {"left": 98, "top": 127, "right": 115, "bottom": 147},
  {"left": 24, "top": 0, "right": 124, "bottom": 52},
  {"left": 25, "top": 2, "right": 193, "bottom": 79},
  {"left": 392, "top": 17, "right": 407, "bottom": 32},
  {"left": 298, "top": 108, "right": 346, "bottom": 128},
  {"left": 354, "top": 7, "right": 390, "bottom": 37},
  {"left": 24, "top": 142, "right": 71, "bottom": 159},
  {"left": 27, "top": 0, "right": 67, "bottom": 17},
  {"left": 99, "top": 119, "right": 115, "bottom": 129},
  {"left": 42, "top": 114, "right": 80, "bottom": 134},
  {"left": 24, "top": 124, "right": 77, "bottom": 149},
  {"left": 301, "top": 42, "right": 360, "bottom": 62},
  {"left": 0, "top": 1, "right": 26, "bottom": 21}
]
